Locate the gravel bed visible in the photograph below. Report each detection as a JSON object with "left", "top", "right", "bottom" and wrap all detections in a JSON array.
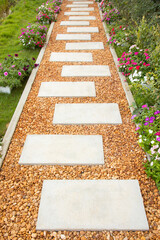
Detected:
[{"left": 0, "top": 1, "right": 159, "bottom": 239}]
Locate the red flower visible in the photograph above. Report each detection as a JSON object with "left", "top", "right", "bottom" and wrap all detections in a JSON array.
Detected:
[
  {"left": 112, "top": 28, "right": 114, "bottom": 31},
  {"left": 136, "top": 66, "right": 140, "bottom": 70},
  {"left": 119, "top": 26, "right": 122, "bottom": 28},
  {"left": 129, "top": 67, "right": 133, "bottom": 70},
  {"left": 113, "top": 31, "right": 115, "bottom": 35}
]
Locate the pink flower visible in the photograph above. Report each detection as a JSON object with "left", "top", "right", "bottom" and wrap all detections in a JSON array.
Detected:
[
  {"left": 146, "top": 64, "right": 150, "bottom": 66},
  {"left": 134, "top": 52, "right": 139, "bottom": 55},
  {"left": 129, "top": 67, "right": 133, "bottom": 70},
  {"left": 11, "top": 65, "right": 15, "bottom": 68},
  {"left": 157, "top": 137, "right": 160, "bottom": 142},
  {"left": 4, "top": 72, "right": 8, "bottom": 76},
  {"left": 135, "top": 127, "right": 140, "bottom": 131},
  {"left": 142, "top": 105, "right": 148, "bottom": 108},
  {"left": 18, "top": 72, "right": 22, "bottom": 76},
  {"left": 136, "top": 66, "right": 140, "bottom": 70},
  {"left": 146, "top": 56, "right": 150, "bottom": 60}
]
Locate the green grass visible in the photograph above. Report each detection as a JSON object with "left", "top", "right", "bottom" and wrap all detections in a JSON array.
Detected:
[{"left": 0, "top": 0, "right": 45, "bottom": 137}]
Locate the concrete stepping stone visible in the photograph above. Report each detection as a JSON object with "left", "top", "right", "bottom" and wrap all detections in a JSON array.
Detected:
[
  {"left": 66, "top": 5, "right": 89, "bottom": 7},
  {"left": 69, "top": 16, "right": 96, "bottom": 20},
  {"left": 19, "top": 135, "right": 104, "bottom": 165},
  {"left": 61, "top": 65, "right": 110, "bottom": 77},
  {"left": 64, "top": 12, "right": 89, "bottom": 15},
  {"left": 60, "top": 21, "right": 89, "bottom": 26},
  {"left": 36, "top": 180, "right": 149, "bottom": 231},
  {"left": 71, "top": 1, "right": 94, "bottom": 4},
  {"left": 50, "top": 52, "right": 93, "bottom": 62},
  {"left": 56, "top": 34, "right": 91, "bottom": 40},
  {"left": 38, "top": 82, "right": 96, "bottom": 97},
  {"left": 66, "top": 42, "right": 104, "bottom": 50},
  {"left": 67, "top": 27, "right": 99, "bottom": 32},
  {"left": 71, "top": 7, "right": 94, "bottom": 11},
  {"left": 53, "top": 103, "right": 122, "bottom": 124}
]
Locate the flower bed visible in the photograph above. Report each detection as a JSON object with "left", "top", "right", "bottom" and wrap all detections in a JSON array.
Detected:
[
  {"left": 0, "top": 54, "right": 38, "bottom": 90},
  {"left": 98, "top": 0, "right": 160, "bottom": 190}
]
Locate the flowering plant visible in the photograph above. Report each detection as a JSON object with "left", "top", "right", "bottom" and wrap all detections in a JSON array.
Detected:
[
  {"left": 118, "top": 45, "right": 151, "bottom": 82},
  {"left": 36, "top": 3, "right": 57, "bottom": 24},
  {"left": 0, "top": 54, "right": 38, "bottom": 89},
  {"left": 107, "top": 26, "right": 136, "bottom": 48},
  {"left": 102, "top": 7, "right": 120, "bottom": 24},
  {"left": 19, "top": 24, "right": 47, "bottom": 49},
  {"left": 132, "top": 105, "right": 160, "bottom": 189}
]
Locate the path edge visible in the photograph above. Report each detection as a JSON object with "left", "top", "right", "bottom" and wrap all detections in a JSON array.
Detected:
[
  {"left": 97, "top": 3, "right": 136, "bottom": 113},
  {"left": 0, "top": 22, "right": 55, "bottom": 168}
]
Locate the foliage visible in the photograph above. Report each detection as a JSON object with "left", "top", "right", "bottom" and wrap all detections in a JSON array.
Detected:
[
  {"left": 111, "top": 0, "right": 160, "bottom": 25},
  {"left": 36, "top": 3, "right": 57, "bottom": 24},
  {"left": 19, "top": 24, "right": 47, "bottom": 49},
  {"left": 0, "top": 54, "right": 38, "bottom": 88},
  {"left": 132, "top": 105, "right": 160, "bottom": 190}
]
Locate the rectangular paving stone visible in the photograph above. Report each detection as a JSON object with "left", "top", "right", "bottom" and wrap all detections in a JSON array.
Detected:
[
  {"left": 61, "top": 65, "right": 110, "bottom": 77},
  {"left": 53, "top": 103, "right": 122, "bottom": 124},
  {"left": 69, "top": 16, "right": 96, "bottom": 20},
  {"left": 50, "top": 52, "right": 93, "bottom": 62},
  {"left": 71, "top": 1, "right": 94, "bottom": 4},
  {"left": 66, "top": 42, "right": 104, "bottom": 50},
  {"left": 64, "top": 12, "right": 89, "bottom": 15},
  {"left": 60, "top": 21, "right": 89, "bottom": 26},
  {"left": 56, "top": 34, "right": 91, "bottom": 40},
  {"left": 67, "top": 27, "right": 99, "bottom": 32},
  {"left": 71, "top": 7, "right": 94, "bottom": 11},
  {"left": 36, "top": 180, "right": 149, "bottom": 231},
  {"left": 66, "top": 5, "right": 88, "bottom": 7},
  {"left": 19, "top": 135, "right": 104, "bottom": 165},
  {"left": 38, "top": 82, "right": 96, "bottom": 97}
]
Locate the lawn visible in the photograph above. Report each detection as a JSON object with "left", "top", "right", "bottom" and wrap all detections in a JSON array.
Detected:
[{"left": 0, "top": 0, "right": 45, "bottom": 137}]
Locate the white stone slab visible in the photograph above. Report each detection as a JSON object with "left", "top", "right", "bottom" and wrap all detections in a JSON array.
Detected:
[
  {"left": 36, "top": 180, "right": 149, "bottom": 231},
  {"left": 69, "top": 16, "right": 96, "bottom": 20},
  {"left": 38, "top": 82, "right": 96, "bottom": 97},
  {"left": 53, "top": 103, "right": 122, "bottom": 124},
  {"left": 64, "top": 12, "right": 89, "bottom": 15},
  {"left": 71, "top": 1, "right": 94, "bottom": 4},
  {"left": 67, "top": 27, "right": 99, "bottom": 32},
  {"left": 61, "top": 65, "right": 111, "bottom": 77},
  {"left": 50, "top": 52, "right": 93, "bottom": 62},
  {"left": 66, "top": 42, "right": 104, "bottom": 50},
  {"left": 60, "top": 21, "right": 89, "bottom": 26},
  {"left": 71, "top": 7, "right": 94, "bottom": 11},
  {"left": 56, "top": 34, "right": 91, "bottom": 40},
  {"left": 19, "top": 135, "right": 104, "bottom": 165},
  {"left": 66, "top": 5, "right": 88, "bottom": 7}
]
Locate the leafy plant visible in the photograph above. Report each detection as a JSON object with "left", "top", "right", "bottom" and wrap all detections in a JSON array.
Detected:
[
  {"left": 19, "top": 23, "right": 47, "bottom": 49},
  {"left": 36, "top": 3, "right": 57, "bottom": 24},
  {"left": 0, "top": 54, "right": 38, "bottom": 88}
]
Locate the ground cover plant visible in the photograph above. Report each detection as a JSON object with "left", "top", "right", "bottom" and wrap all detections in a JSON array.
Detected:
[
  {"left": 0, "top": 0, "right": 48, "bottom": 137},
  {"left": 98, "top": 0, "right": 160, "bottom": 189}
]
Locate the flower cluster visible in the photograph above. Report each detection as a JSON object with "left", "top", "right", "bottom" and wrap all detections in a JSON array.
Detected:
[
  {"left": 118, "top": 45, "right": 151, "bottom": 83},
  {"left": 0, "top": 54, "right": 38, "bottom": 89},
  {"left": 102, "top": 8, "right": 120, "bottom": 24},
  {"left": 132, "top": 105, "right": 160, "bottom": 163},
  {"left": 36, "top": 3, "right": 57, "bottom": 24},
  {"left": 19, "top": 24, "right": 47, "bottom": 49}
]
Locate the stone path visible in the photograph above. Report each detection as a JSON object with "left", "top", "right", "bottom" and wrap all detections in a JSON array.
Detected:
[{"left": 3, "top": 0, "right": 159, "bottom": 239}]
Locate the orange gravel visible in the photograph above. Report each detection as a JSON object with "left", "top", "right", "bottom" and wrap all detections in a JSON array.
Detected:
[{"left": 0, "top": 1, "right": 159, "bottom": 240}]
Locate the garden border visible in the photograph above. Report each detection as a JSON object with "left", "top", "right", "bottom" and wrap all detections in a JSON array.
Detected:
[
  {"left": 97, "top": 3, "right": 136, "bottom": 113},
  {"left": 0, "top": 22, "right": 55, "bottom": 168}
]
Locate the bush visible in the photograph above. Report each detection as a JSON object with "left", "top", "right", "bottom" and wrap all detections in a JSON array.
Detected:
[
  {"left": 19, "top": 23, "right": 47, "bottom": 49},
  {"left": 36, "top": 3, "right": 57, "bottom": 24},
  {"left": 132, "top": 105, "right": 160, "bottom": 190},
  {"left": 0, "top": 54, "right": 38, "bottom": 88}
]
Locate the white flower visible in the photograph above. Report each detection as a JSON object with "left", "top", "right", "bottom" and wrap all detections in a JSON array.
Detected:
[
  {"left": 144, "top": 138, "right": 147, "bottom": 141},
  {"left": 149, "top": 129, "right": 153, "bottom": 134},
  {"left": 151, "top": 140, "right": 155, "bottom": 144},
  {"left": 139, "top": 135, "right": 142, "bottom": 138},
  {"left": 139, "top": 139, "right": 142, "bottom": 143},
  {"left": 150, "top": 162, "right": 153, "bottom": 166},
  {"left": 0, "top": 146, "right": 2, "bottom": 151}
]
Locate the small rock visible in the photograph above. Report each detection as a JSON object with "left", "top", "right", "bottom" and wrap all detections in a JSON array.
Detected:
[
  {"left": 61, "top": 234, "right": 66, "bottom": 239},
  {"left": 81, "top": 237, "right": 87, "bottom": 240},
  {"left": 32, "top": 233, "right": 37, "bottom": 238}
]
